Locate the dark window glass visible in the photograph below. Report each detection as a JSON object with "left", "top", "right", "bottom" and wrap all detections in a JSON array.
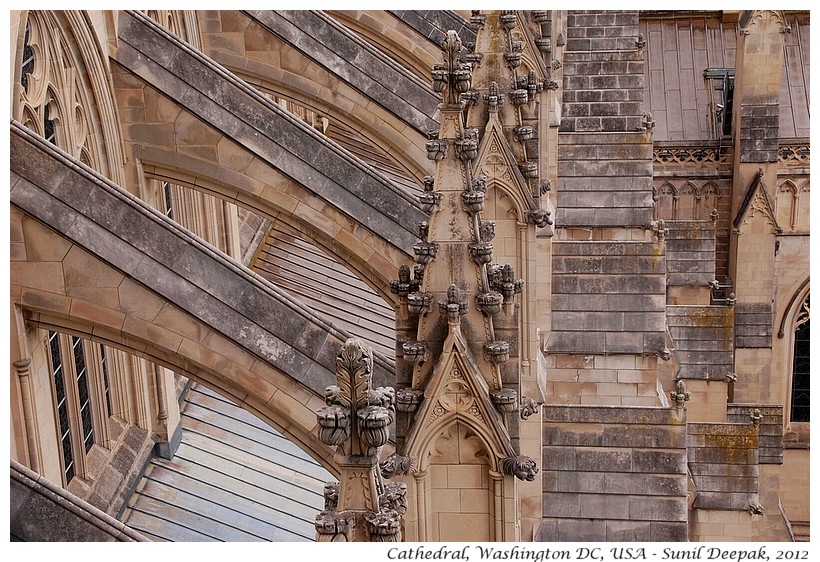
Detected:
[
  {"left": 791, "top": 298, "right": 810, "bottom": 422},
  {"left": 49, "top": 331, "right": 74, "bottom": 482},
  {"left": 72, "top": 337, "right": 94, "bottom": 453},
  {"left": 21, "top": 21, "right": 35, "bottom": 92},
  {"left": 100, "top": 345, "right": 112, "bottom": 417},
  {"left": 44, "top": 103, "right": 56, "bottom": 145},
  {"left": 163, "top": 181, "right": 174, "bottom": 220}
]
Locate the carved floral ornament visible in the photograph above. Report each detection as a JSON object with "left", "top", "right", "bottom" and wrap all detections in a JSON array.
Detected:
[{"left": 315, "top": 339, "right": 405, "bottom": 542}]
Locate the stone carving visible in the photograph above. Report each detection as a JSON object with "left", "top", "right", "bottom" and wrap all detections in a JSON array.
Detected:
[
  {"left": 390, "top": 264, "right": 418, "bottom": 297},
  {"left": 519, "top": 396, "right": 540, "bottom": 420},
  {"left": 649, "top": 218, "right": 669, "bottom": 240},
  {"left": 402, "top": 341, "right": 428, "bottom": 364},
  {"left": 654, "top": 146, "right": 729, "bottom": 166},
  {"left": 470, "top": 11, "right": 486, "bottom": 28},
  {"left": 670, "top": 379, "right": 691, "bottom": 408},
  {"left": 439, "top": 284, "right": 469, "bottom": 323},
  {"left": 484, "top": 81, "right": 504, "bottom": 110},
  {"left": 380, "top": 453, "right": 417, "bottom": 478},
  {"left": 432, "top": 30, "right": 472, "bottom": 105},
  {"left": 315, "top": 511, "right": 355, "bottom": 542},
  {"left": 479, "top": 220, "right": 496, "bottom": 242},
  {"left": 314, "top": 338, "right": 404, "bottom": 542},
  {"left": 527, "top": 208, "right": 553, "bottom": 228},
  {"left": 476, "top": 291, "right": 503, "bottom": 316},
  {"left": 484, "top": 340, "right": 510, "bottom": 364},
  {"left": 750, "top": 408, "right": 763, "bottom": 426},
  {"left": 419, "top": 175, "right": 442, "bottom": 213},
  {"left": 636, "top": 33, "right": 646, "bottom": 49},
  {"left": 395, "top": 387, "right": 424, "bottom": 412},
  {"left": 413, "top": 239, "right": 438, "bottom": 264},
  {"left": 500, "top": 11, "right": 517, "bottom": 31},
  {"left": 457, "top": 128, "right": 479, "bottom": 161},
  {"left": 469, "top": 241, "right": 494, "bottom": 265},
  {"left": 491, "top": 388, "right": 518, "bottom": 413},
  {"left": 748, "top": 503, "right": 764, "bottom": 515},
  {"left": 500, "top": 455, "right": 539, "bottom": 481},
  {"left": 407, "top": 291, "right": 434, "bottom": 315},
  {"left": 488, "top": 263, "right": 524, "bottom": 300},
  {"left": 462, "top": 175, "right": 487, "bottom": 214}
]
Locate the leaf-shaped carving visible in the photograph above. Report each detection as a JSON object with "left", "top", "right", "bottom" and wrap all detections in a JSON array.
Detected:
[{"left": 335, "top": 338, "right": 373, "bottom": 408}]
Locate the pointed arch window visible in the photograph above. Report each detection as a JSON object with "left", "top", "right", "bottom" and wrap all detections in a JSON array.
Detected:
[
  {"left": 47, "top": 331, "right": 113, "bottom": 483},
  {"left": 790, "top": 295, "right": 810, "bottom": 422},
  {"left": 49, "top": 331, "right": 74, "bottom": 482},
  {"left": 21, "top": 20, "right": 35, "bottom": 92},
  {"left": 43, "top": 101, "right": 57, "bottom": 145}
]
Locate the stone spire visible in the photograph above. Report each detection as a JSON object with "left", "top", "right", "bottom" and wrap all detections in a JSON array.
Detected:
[{"left": 387, "top": 13, "right": 542, "bottom": 541}]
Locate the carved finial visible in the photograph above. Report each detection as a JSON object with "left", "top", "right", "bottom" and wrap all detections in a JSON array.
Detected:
[
  {"left": 636, "top": 33, "right": 646, "bottom": 49},
  {"left": 433, "top": 30, "right": 471, "bottom": 105},
  {"left": 438, "top": 284, "right": 469, "bottom": 323},
  {"left": 750, "top": 408, "right": 763, "bottom": 426},
  {"left": 315, "top": 339, "right": 401, "bottom": 541},
  {"left": 711, "top": 208, "right": 719, "bottom": 221},
  {"left": 390, "top": 265, "right": 418, "bottom": 297},
  {"left": 669, "top": 379, "right": 690, "bottom": 408},
  {"left": 484, "top": 81, "right": 503, "bottom": 111},
  {"left": 649, "top": 219, "right": 669, "bottom": 240},
  {"left": 489, "top": 264, "right": 523, "bottom": 299}
]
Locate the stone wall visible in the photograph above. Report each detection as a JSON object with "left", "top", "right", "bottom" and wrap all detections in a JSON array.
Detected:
[
  {"left": 687, "top": 422, "right": 760, "bottom": 511},
  {"left": 665, "top": 220, "right": 716, "bottom": 287},
  {"left": 727, "top": 404, "right": 783, "bottom": 464},
  {"left": 667, "top": 305, "right": 734, "bottom": 381},
  {"left": 537, "top": 405, "right": 688, "bottom": 541},
  {"left": 548, "top": 241, "right": 666, "bottom": 356}
]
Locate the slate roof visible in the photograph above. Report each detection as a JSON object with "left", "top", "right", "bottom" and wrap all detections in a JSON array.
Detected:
[{"left": 122, "top": 384, "right": 331, "bottom": 542}]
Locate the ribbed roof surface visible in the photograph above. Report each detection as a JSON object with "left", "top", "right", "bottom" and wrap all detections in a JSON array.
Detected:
[{"left": 123, "top": 385, "right": 330, "bottom": 541}]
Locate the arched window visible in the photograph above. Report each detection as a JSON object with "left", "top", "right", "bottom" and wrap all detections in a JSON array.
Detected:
[
  {"left": 21, "top": 20, "right": 35, "bottom": 92},
  {"left": 790, "top": 295, "right": 810, "bottom": 422}
]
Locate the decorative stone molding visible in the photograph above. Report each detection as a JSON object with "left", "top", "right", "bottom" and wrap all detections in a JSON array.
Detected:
[
  {"left": 778, "top": 143, "right": 809, "bottom": 164},
  {"left": 654, "top": 145, "right": 730, "bottom": 166}
]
